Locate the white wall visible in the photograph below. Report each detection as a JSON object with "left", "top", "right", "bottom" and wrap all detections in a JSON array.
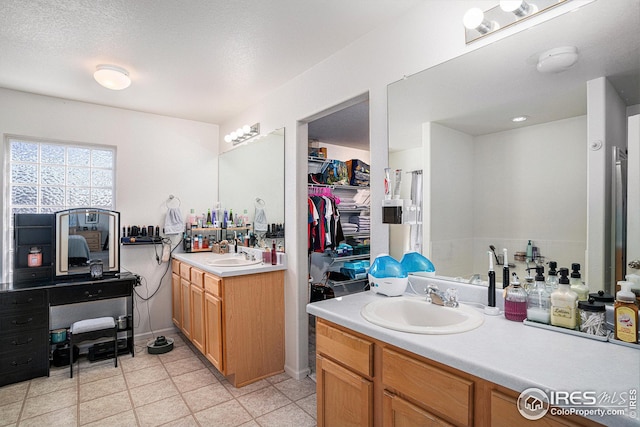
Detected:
[{"left": 0, "top": 87, "right": 218, "bottom": 337}]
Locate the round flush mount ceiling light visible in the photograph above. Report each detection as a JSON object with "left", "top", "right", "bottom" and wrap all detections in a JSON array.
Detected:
[
  {"left": 536, "top": 46, "right": 579, "bottom": 73},
  {"left": 93, "top": 64, "right": 131, "bottom": 90},
  {"left": 511, "top": 115, "right": 529, "bottom": 122}
]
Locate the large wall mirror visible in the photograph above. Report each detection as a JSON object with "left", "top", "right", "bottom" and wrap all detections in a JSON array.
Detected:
[
  {"left": 219, "top": 128, "right": 285, "bottom": 244},
  {"left": 388, "top": 0, "right": 639, "bottom": 289}
]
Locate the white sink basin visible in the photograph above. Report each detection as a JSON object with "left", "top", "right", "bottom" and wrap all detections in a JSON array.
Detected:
[
  {"left": 206, "top": 256, "right": 262, "bottom": 267},
  {"left": 361, "top": 296, "right": 484, "bottom": 334}
]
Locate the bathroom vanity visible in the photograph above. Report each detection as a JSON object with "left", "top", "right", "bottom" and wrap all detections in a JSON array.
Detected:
[
  {"left": 171, "top": 252, "right": 286, "bottom": 387},
  {"left": 308, "top": 280, "right": 640, "bottom": 427}
]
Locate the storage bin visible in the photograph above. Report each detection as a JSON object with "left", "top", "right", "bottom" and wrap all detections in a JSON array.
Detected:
[{"left": 346, "top": 159, "right": 370, "bottom": 186}]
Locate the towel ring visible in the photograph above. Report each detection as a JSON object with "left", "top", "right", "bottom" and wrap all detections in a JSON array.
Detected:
[
  {"left": 255, "top": 197, "right": 265, "bottom": 208},
  {"left": 166, "top": 195, "right": 181, "bottom": 209}
]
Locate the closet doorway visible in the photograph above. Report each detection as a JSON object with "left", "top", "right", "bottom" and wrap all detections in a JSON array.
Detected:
[{"left": 303, "top": 94, "right": 370, "bottom": 378}]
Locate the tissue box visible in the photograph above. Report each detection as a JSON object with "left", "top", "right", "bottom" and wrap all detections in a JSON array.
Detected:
[{"left": 346, "top": 159, "right": 370, "bottom": 186}]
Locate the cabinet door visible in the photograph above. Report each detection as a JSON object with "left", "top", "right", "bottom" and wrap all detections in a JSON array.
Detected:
[
  {"left": 490, "top": 390, "right": 591, "bottom": 427},
  {"left": 171, "top": 273, "right": 181, "bottom": 328},
  {"left": 204, "top": 292, "right": 223, "bottom": 373},
  {"left": 317, "top": 354, "right": 372, "bottom": 427},
  {"left": 180, "top": 278, "right": 191, "bottom": 339},
  {"left": 383, "top": 391, "right": 454, "bottom": 427},
  {"left": 190, "top": 284, "right": 205, "bottom": 353}
]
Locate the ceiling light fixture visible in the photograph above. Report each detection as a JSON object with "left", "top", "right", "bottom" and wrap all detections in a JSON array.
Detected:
[
  {"left": 463, "top": 8, "right": 496, "bottom": 34},
  {"left": 224, "top": 123, "right": 260, "bottom": 145},
  {"left": 93, "top": 64, "right": 131, "bottom": 90},
  {"left": 500, "top": 0, "right": 536, "bottom": 18},
  {"left": 536, "top": 46, "right": 579, "bottom": 73},
  {"left": 511, "top": 115, "right": 529, "bottom": 122}
]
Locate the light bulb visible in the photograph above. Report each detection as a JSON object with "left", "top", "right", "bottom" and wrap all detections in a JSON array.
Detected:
[
  {"left": 500, "top": 0, "right": 531, "bottom": 17},
  {"left": 463, "top": 8, "right": 485, "bottom": 30},
  {"left": 242, "top": 125, "right": 251, "bottom": 134},
  {"left": 236, "top": 128, "right": 244, "bottom": 137},
  {"left": 230, "top": 132, "right": 237, "bottom": 140},
  {"left": 224, "top": 134, "right": 232, "bottom": 143}
]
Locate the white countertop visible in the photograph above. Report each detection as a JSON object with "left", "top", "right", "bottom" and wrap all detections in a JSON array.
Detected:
[
  {"left": 173, "top": 250, "right": 286, "bottom": 277},
  {"left": 307, "top": 276, "right": 640, "bottom": 426}
]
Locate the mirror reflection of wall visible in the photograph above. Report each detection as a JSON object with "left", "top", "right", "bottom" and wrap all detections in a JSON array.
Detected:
[
  {"left": 388, "top": 0, "right": 639, "bottom": 286},
  {"left": 218, "top": 128, "right": 285, "bottom": 244}
]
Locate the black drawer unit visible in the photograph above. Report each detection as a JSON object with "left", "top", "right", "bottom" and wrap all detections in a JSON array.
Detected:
[
  {"left": 49, "top": 280, "right": 131, "bottom": 305},
  {"left": 13, "top": 213, "right": 54, "bottom": 284},
  {"left": 0, "top": 289, "right": 49, "bottom": 387}
]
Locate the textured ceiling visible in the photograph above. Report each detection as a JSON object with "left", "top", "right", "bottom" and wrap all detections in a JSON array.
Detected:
[{"left": 0, "top": 0, "right": 421, "bottom": 124}]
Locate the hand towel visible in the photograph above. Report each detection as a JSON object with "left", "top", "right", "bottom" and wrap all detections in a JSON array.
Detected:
[
  {"left": 164, "top": 207, "right": 184, "bottom": 235},
  {"left": 254, "top": 206, "right": 268, "bottom": 232}
]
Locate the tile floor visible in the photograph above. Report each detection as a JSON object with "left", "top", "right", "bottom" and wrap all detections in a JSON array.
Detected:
[{"left": 0, "top": 334, "right": 317, "bottom": 427}]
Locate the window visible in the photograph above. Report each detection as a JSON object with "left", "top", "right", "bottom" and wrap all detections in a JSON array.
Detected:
[{"left": 3, "top": 136, "right": 116, "bottom": 281}]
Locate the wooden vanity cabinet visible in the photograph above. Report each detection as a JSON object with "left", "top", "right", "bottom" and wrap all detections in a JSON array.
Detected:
[
  {"left": 171, "top": 259, "right": 284, "bottom": 387},
  {"left": 171, "top": 259, "right": 182, "bottom": 329},
  {"left": 316, "top": 318, "right": 602, "bottom": 427}
]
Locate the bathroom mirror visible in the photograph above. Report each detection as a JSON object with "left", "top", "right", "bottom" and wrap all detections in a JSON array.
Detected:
[
  {"left": 218, "top": 128, "right": 285, "bottom": 235},
  {"left": 55, "top": 208, "right": 120, "bottom": 278},
  {"left": 388, "top": 1, "right": 639, "bottom": 284}
]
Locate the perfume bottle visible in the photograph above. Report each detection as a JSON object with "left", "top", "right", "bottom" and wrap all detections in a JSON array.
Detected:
[{"left": 504, "top": 273, "right": 527, "bottom": 322}]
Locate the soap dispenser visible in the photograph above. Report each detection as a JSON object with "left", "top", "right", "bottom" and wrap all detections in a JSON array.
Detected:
[
  {"left": 570, "top": 263, "right": 589, "bottom": 301},
  {"left": 545, "top": 261, "right": 559, "bottom": 292},
  {"left": 504, "top": 273, "right": 527, "bottom": 322},
  {"left": 550, "top": 268, "right": 579, "bottom": 329},
  {"left": 527, "top": 266, "right": 550, "bottom": 324},
  {"left": 614, "top": 281, "right": 638, "bottom": 343}
]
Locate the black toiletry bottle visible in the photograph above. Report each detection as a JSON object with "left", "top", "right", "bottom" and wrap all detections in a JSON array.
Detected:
[{"left": 271, "top": 240, "right": 277, "bottom": 265}]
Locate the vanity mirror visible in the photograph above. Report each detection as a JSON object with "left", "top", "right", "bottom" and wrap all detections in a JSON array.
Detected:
[
  {"left": 55, "top": 208, "right": 120, "bottom": 278},
  {"left": 218, "top": 128, "right": 285, "bottom": 240},
  {"left": 388, "top": 1, "right": 639, "bottom": 288}
]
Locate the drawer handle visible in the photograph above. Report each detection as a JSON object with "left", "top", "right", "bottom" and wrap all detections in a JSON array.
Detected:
[
  {"left": 11, "top": 297, "right": 34, "bottom": 305},
  {"left": 12, "top": 317, "right": 33, "bottom": 325},
  {"left": 11, "top": 338, "right": 33, "bottom": 346},
  {"left": 11, "top": 358, "right": 33, "bottom": 367},
  {"left": 84, "top": 290, "right": 103, "bottom": 298}
]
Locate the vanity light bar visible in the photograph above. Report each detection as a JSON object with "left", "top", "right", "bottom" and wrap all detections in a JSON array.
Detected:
[{"left": 224, "top": 123, "right": 260, "bottom": 145}]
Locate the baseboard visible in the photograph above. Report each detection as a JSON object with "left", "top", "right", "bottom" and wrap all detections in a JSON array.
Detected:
[
  {"left": 284, "top": 364, "right": 311, "bottom": 380},
  {"left": 133, "top": 327, "right": 179, "bottom": 344}
]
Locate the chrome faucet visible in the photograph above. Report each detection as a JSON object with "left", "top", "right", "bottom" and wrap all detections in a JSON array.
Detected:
[
  {"left": 425, "top": 285, "right": 459, "bottom": 308},
  {"left": 239, "top": 249, "right": 255, "bottom": 261}
]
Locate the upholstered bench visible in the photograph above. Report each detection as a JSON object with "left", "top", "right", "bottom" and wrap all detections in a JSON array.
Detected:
[{"left": 69, "top": 316, "right": 118, "bottom": 378}]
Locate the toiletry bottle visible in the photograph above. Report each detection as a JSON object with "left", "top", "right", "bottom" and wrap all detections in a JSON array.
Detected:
[
  {"left": 570, "top": 263, "right": 588, "bottom": 301},
  {"left": 212, "top": 210, "right": 217, "bottom": 228},
  {"left": 526, "top": 240, "right": 533, "bottom": 262},
  {"left": 271, "top": 240, "right": 277, "bottom": 265},
  {"left": 614, "top": 281, "right": 638, "bottom": 343},
  {"left": 188, "top": 208, "right": 196, "bottom": 226},
  {"left": 527, "top": 266, "right": 551, "bottom": 324},
  {"left": 223, "top": 210, "right": 228, "bottom": 229},
  {"left": 545, "top": 261, "right": 558, "bottom": 293},
  {"left": 504, "top": 273, "right": 527, "bottom": 322},
  {"left": 550, "top": 268, "right": 579, "bottom": 329},
  {"left": 229, "top": 209, "right": 234, "bottom": 227},
  {"left": 206, "top": 209, "right": 212, "bottom": 226},
  {"left": 502, "top": 248, "right": 510, "bottom": 290}
]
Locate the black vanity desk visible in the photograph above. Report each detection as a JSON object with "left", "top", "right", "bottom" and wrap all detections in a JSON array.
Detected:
[{"left": 0, "top": 272, "right": 137, "bottom": 387}]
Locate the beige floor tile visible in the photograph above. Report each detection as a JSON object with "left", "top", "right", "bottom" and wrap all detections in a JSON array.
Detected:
[
  {"left": 135, "top": 395, "right": 191, "bottom": 427},
  {"left": 266, "top": 372, "right": 291, "bottom": 384},
  {"left": 208, "top": 366, "right": 227, "bottom": 382},
  {"left": 236, "top": 385, "right": 292, "bottom": 418},
  {"left": 158, "top": 415, "right": 199, "bottom": 427},
  {"left": 0, "top": 401, "right": 22, "bottom": 426},
  {"left": 20, "top": 387, "right": 77, "bottom": 420},
  {"left": 163, "top": 356, "right": 204, "bottom": 377},
  {"left": 255, "top": 402, "right": 316, "bottom": 427},
  {"left": 129, "top": 378, "right": 179, "bottom": 407},
  {"left": 28, "top": 372, "right": 77, "bottom": 397},
  {"left": 171, "top": 368, "right": 218, "bottom": 393},
  {"left": 181, "top": 383, "right": 233, "bottom": 413},
  {"left": 296, "top": 394, "right": 318, "bottom": 420},
  {"left": 274, "top": 377, "right": 316, "bottom": 401},
  {"left": 193, "top": 399, "right": 252, "bottom": 427},
  {"left": 18, "top": 406, "right": 77, "bottom": 427},
  {"left": 79, "top": 389, "right": 132, "bottom": 425},
  {"left": 221, "top": 378, "right": 269, "bottom": 398},
  {"left": 124, "top": 364, "right": 169, "bottom": 389},
  {"left": 120, "top": 351, "right": 162, "bottom": 373},
  {"left": 238, "top": 421, "right": 260, "bottom": 427},
  {"left": 77, "top": 359, "right": 122, "bottom": 384},
  {"left": 81, "top": 409, "right": 138, "bottom": 427},
  {"left": 79, "top": 373, "right": 126, "bottom": 402},
  {"left": 157, "top": 345, "right": 195, "bottom": 364},
  {"left": 0, "top": 381, "right": 29, "bottom": 405}
]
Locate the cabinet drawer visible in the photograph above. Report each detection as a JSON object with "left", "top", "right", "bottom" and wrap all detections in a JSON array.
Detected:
[
  {"left": 0, "top": 290, "right": 47, "bottom": 312},
  {"left": 171, "top": 259, "right": 180, "bottom": 275},
  {"left": 180, "top": 262, "right": 191, "bottom": 280},
  {"left": 0, "top": 329, "right": 48, "bottom": 356},
  {"left": 0, "top": 310, "right": 48, "bottom": 332},
  {"left": 190, "top": 268, "right": 204, "bottom": 288},
  {"left": 316, "top": 320, "right": 373, "bottom": 378},
  {"left": 49, "top": 280, "right": 131, "bottom": 305},
  {"left": 14, "top": 267, "right": 53, "bottom": 283},
  {"left": 0, "top": 348, "right": 48, "bottom": 375},
  {"left": 204, "top": 274, "right": 222, "bottom": 297},
  {"left": 382, "top": 348, "right": 473, "bottom": 427}
]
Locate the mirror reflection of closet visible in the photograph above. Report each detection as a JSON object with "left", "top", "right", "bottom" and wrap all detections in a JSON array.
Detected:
[{"left": 305, "top": 95, "right": 370, "bottom": 378}]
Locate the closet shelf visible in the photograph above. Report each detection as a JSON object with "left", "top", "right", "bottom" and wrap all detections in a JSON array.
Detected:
[
  {"left": 343, "top": 232, "right": 370, "bottom": 238},
  {"left": 328, "top": 254, "right": 370, "bottom": 264},
  {"left": 328, "top": 277, "right": 368, "bottom": 288}
]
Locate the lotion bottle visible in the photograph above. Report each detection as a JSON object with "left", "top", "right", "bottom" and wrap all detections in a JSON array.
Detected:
[
  {"left": 570, "top": 263, "right": 589, "bottom": 301},
  {"left": 550, "top": 268, "right": 579, "bottom": 329},
  {"left": 614, "top": 281, "right": 638, "bottom": 343}
]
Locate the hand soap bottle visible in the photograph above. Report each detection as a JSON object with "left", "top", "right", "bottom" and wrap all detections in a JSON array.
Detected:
[
  {"left": 527, "top": 266, "right": 550, "bottom": 324},
  {"left": 570, "top": 263, "right": 589, "bottom": 301},
  {"left": 545, "top": 261, "right": 558, "bottom": 293},
  {"left": 550, "top": 268, "right": 579, "bottom": 329},
  {"left": 504, "top": 273, "right": 527, "bottom": 322},
  {"left": 614, "top": 281, "right": 638, "bottom": 343}
]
